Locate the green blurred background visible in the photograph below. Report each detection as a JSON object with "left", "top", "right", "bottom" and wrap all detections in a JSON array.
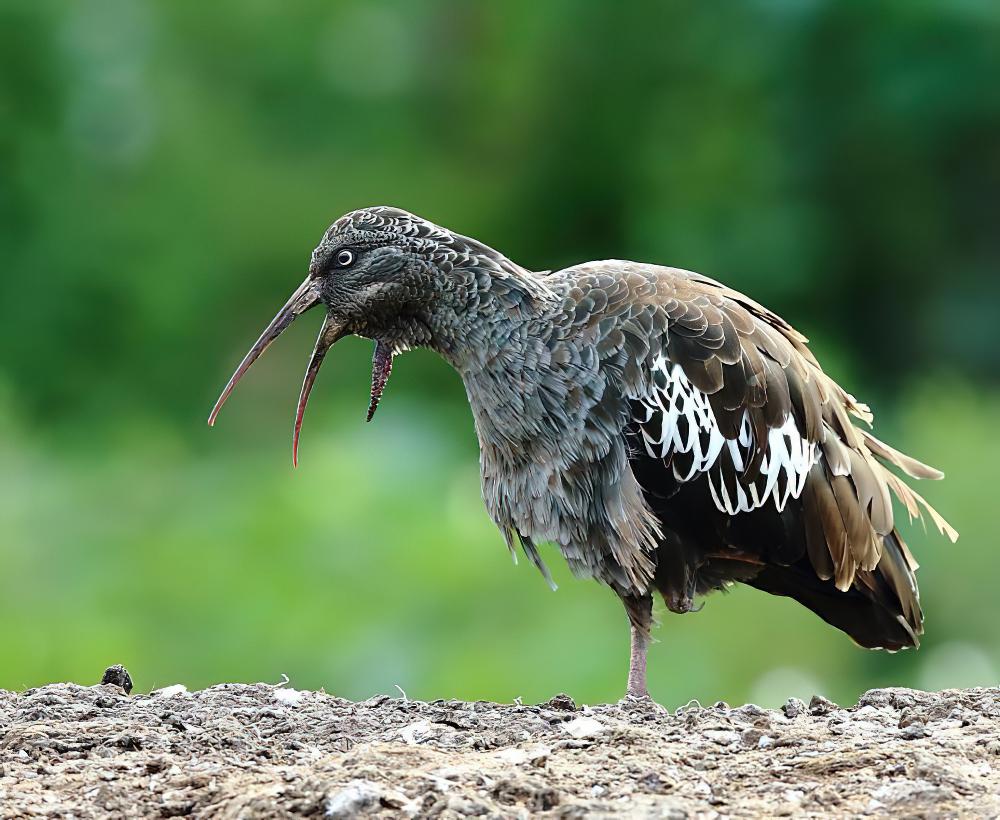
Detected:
[{"left": 2, "top": 0, "right": 998, "bottom": 707}]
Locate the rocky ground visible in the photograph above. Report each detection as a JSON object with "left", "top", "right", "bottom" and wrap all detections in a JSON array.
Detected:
[{"left": 1, "top": 671, "right": 998, "bottom": 818}]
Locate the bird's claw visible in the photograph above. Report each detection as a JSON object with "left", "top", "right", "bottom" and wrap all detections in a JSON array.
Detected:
[{"left": 618, "top": 693, "right": 668, "bottom": 715}]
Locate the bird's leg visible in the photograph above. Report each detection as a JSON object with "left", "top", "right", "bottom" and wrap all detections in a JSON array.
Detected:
[{"left": 621, "top": 592, "right": 654, "bottom": 701}]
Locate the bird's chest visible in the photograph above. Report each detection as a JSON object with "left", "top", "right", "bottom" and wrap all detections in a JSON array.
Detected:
[{"left": 462, "top": 355, "right": 627, "bottom": 545}]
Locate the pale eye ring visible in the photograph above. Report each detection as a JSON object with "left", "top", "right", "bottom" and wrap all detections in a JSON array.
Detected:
[{"left": 335, "top": 249, "right": 355, "bottom": 268}]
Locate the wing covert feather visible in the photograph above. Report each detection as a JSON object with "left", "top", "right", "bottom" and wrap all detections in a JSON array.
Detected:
[{"left": 615, "top": 265, "right": 956, "bottom": 593}]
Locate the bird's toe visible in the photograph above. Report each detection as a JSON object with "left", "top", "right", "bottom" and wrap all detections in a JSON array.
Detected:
[{"left": 617, "top": 693, "right": 668, "bottom": 716}]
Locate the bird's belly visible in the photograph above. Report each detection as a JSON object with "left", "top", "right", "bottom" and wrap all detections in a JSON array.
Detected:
[
  {"left": 479, "top": 437, "right": 659, "bottom": 595},
  {"left": 480, "top": 450, "right": 566, "bottom": 544}
]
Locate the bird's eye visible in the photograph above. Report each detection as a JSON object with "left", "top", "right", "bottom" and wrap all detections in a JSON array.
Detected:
[{"left": 334, "top": 249, "right": 355, "bottom": 268}]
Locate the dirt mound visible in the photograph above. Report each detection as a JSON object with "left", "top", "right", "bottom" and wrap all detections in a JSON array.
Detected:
[{"left": 1, "top": 675, "right": 999, "bottom": 817}]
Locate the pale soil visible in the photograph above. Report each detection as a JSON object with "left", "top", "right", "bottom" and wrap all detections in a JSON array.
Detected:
[{"left": 1, "top": 676, "right": 999, "bottom": 818}]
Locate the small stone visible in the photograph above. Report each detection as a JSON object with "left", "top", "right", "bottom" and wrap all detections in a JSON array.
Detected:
[
  {"left": 734, "top": 704, "right": 768, "bottom": 719},
  {"left": 900, "top": 725, "right": 930, "bottom": 740},
  {"left": 446, "top": 795, "right": 489, "bottom": 816},
  {"left": 325, "top": 780, "right": 383, "bottom": 818},
  {"left": 857, "top": 688, "right": 891, "bottom": 708},
  {"left": 543, "top": 693, "right": 577, "bottom": 711},
  {"left": 152, "top": 684, "right": 189, "bottom": 698},
  {"left": 809, "top": 695, "right": 838, "bottom": 715},
  {"left": 494, "top": 748, "right": 529, "bottom": 765},
  {"left": 741, "top": 727, "right": 763, "bottom": 747},
  {"left": 160, "top": 796, "right": 195, "bottom": 818},
  {"left": 898, "top": 708, "right": 925, "bottom": 729},
  {"left": 100, "top": 665, "right": 133, "bottom": 694},
  {"left": 782, "top": 698, "right": 807, "bottom": 719},
  {"left": 858, "top": 688, "right": 917, "bottom": 710},
  {"left": 703, "top": 729, "right": 740, "bottom": 746},
  {"left": 397, "top": 719, "right": 435, "bottom": 745},
  {"left": 638, "top": 770, "right": 671, "bottom": 793},
  {"left": 563, "top": 716, "right": 606, "bottom": 739},
  {"left": 273, "top": 688, "right": 304, "bottom": 707}
]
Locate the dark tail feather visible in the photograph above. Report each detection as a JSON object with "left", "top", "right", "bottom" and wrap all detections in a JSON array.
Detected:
[{"left": 746, "top": 530, "right": 922, "bottom": 651}]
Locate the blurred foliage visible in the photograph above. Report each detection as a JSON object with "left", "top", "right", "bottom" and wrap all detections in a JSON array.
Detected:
[{"left": 0, "top": 0, "right": 998, "bottom": 705}]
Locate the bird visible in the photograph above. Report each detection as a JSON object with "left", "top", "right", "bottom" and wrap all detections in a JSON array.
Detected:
[{"left": 209, "top": 206, "right": 958, "bottom": 701}]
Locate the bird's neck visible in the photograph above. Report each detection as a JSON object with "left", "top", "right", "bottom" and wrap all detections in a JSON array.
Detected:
[
  {"left": 418, "top": 258, "right": 557, "bottom": 374},
  {"left": 417, "top": 259, "right": 576, "bottom": 458}
]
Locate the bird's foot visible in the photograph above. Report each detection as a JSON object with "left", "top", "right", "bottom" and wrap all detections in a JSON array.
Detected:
[{"left": 617, "top": 692, "right": 668, "bottom": 715}]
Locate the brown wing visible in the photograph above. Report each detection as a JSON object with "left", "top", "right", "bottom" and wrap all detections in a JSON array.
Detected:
[{"left": 623, "top": 265, "right": 956, "bottom": 635}]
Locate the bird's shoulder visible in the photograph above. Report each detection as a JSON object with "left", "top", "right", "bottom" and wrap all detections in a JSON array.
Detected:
[
  {"left": 549, "top": 260, "right": 828, "bottom": 414},
  {"left": 555, "top": 258, "right": 796, "bottom": 326}
]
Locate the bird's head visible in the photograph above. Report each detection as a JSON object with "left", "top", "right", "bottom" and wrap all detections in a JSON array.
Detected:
[{"left": 208, "top": 205, "right": 540, "bottom": 463}]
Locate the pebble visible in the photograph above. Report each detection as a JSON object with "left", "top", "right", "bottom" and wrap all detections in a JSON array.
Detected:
[
  {"left": 397, "top": 719, "right": 435, "bottom": 745},
  {"left": 324, "top": 780, "right": 384, "bottom": 818},
  {"left": 152, "top": 684, "right": 189, "bottom": 698},
  {"left": 100, "top": 665, "right": 133, "bottom": 695},
  {"left": 808, "top": 695, "right": 838, "bottom": 715},
  {"left": 563, "top": 716, "right": 607, "bottom": 739},
  {"left": 703, "top": 729, "right": 740, "bottom": 746},
  {"left": 273, "top": 688, "right": 304, "bottom": 707}
]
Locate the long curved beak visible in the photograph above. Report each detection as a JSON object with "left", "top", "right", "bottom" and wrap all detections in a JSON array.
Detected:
[
  {"left": 208, "top": 276, "right": 325, "bottom": 427},
  {"left": 292, "top": 313, "right": 345, "bottom": 466}
]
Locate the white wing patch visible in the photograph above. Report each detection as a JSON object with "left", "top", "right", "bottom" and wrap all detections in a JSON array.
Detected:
[{"left": 635, "top": 356, "right": 819, "bottom": 516}]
